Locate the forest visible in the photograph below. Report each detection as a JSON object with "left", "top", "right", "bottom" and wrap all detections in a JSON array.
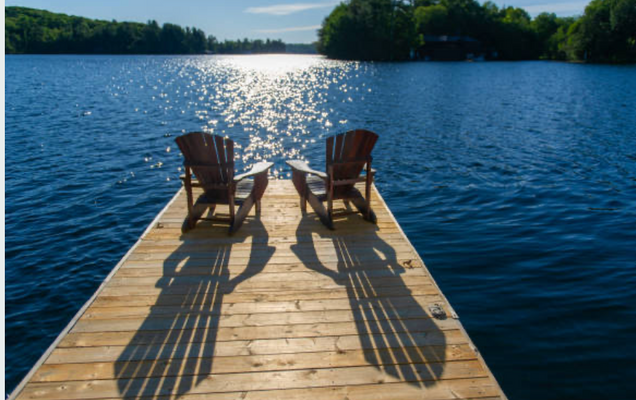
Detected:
[
  {"left": 5, "top": 7, "right": 289, "bottom": 55},
  {"left": 317, "top": 0, "right": 636, "bottom": 62},
  {"left": 6, "top": 2, "right": 635, "bottom": 63}
]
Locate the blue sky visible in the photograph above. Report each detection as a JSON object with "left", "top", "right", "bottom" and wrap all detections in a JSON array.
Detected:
[{"left": 5, "top": 0, "right": 589, "bottom": 44}]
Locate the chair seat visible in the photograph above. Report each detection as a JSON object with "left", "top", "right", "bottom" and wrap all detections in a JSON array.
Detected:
[
  {"left": 196, "top": 179, "right": 254, "bottom": 205},
  {"left": 306, "top": 175, "right": 362, "bottom": 202},
  {"left": 235, "top": 179, "right": 254, "bottom": 202},
  {"left": 307, "top": 175, "right": 327, "bottom": 199}
]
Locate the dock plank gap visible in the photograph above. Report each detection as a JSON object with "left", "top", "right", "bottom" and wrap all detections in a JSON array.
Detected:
[{"left": 10, "top": 180, "right": 507, "bottom": 400}]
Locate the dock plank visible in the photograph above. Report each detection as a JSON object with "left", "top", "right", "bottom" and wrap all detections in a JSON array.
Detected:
[
  {"left": 59, "top": 317, "right": 460, "bottom": 347},
  {"left": 21, "top": 361, "right": 488, "bottom": 400},
  {"left": 11, "top": 180, "right": 505, "bottom": 400}
]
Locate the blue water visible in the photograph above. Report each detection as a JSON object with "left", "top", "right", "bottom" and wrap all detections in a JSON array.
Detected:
[{"left": 5, "top": 55, "right": 636, "bottom": 399}]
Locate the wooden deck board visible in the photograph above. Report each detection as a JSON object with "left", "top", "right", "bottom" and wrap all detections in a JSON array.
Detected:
[{"left": 11, "top": 180, "right": 505, "bottom": 400}]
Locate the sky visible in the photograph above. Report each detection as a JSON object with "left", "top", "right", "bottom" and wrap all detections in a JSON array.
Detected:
[{"left": 5, "top": 0, "right": 590, "bottom": 44}]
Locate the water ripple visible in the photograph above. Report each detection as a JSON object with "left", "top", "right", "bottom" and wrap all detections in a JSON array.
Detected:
[{"left": 5, "top": 55, "right": 636, "bottom": 399}]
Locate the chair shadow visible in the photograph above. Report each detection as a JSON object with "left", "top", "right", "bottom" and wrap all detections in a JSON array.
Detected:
[
  {"left": 114, "top": 216, "right": 274, "bottom": 399},
  {"left": 291, "top": 211, "right": 447, "bottom": 388}
]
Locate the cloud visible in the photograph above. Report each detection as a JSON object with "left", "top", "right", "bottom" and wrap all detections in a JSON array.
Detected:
[
  {"left": 245, "top": 2, "right": 337, "bottom": 16},
  {"left": 522, "top": 1, "right": 588, "bottom": 15},
  {"left": 256, "top": 25, "right": 321, "bottom": 33}
]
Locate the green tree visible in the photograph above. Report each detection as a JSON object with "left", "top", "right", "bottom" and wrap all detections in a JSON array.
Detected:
[
  {"left": 564, "top": 0, "right": 636, "bottom": 62},
  {"left": 160, "top": 23, "right": 186, "bottom": 54},
  {"left": 489, "top": 7, "right": 540, "bottom": 59},
  {"left": 544, "top": 17, "right": 576, "bottom": 60},
  {"left": 609, "top": 0, "right": 636, "bottom": 61},
  {"left": 415, "top": 4, "right": 448, "bottom": 35},
  {"left": 5, "top": 6, "right": 292, "bottom": 55},
  {"left": 319, "top": 0, "right": 417, "bottom": 61},
  {"left": 188, "top": 28, "right": 207, "bottom": 53}
]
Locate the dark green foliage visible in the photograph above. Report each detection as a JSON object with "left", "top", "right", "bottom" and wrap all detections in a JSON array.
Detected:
[
  {"left": 563, "top": 0, "right": 636, "bottom": 62},
  {"left": 532, "top": 14, "right": 576, "bottom": 60},
  {"left": 415, "top": 5, "right": 448, "bottom": 35},
  {"left": 5, "top": 7, "right": 289, "bottom": 55},
  {"left": 317, "top": 0, "right": 636, "bottom": 62},
  {"left": 215, "top": 38, "right": 286, "bottom": 54},
  {"left": 318, "top": 0, "right": 417, "bottom": 61},
  {"left": 491, "top": 6, "right": 541, "bottom": 60},
  {"left": 285, "top": 43, "right": 318, "bottom": 54}
]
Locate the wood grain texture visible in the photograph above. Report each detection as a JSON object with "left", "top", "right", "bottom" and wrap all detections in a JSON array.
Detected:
[{"left": 12, "top": 180, "right": 506, "bottom": 400}]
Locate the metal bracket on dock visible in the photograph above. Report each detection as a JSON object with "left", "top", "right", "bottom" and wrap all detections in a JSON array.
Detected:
[{"left": 429, "top": 303, "right": 447, "bottom": 319}]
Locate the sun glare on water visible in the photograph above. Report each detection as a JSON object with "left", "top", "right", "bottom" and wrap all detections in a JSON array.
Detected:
[
  {"left": 222, "top": 54, "right": 320, "bottom": 75},
  {"left": 168, "top": 55, "right": 358, "bottom": 177}
]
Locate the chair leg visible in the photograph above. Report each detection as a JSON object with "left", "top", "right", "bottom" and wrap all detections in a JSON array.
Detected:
[
  {"left": 351, "top": 194, "right": 377, "bottom": 224},
  {"left": 183, "top": 175, "right": 195, "bottom": 233},
  {"left": 327, "top": 184, "right": 334, "bottom": 223},
  {"left": 228, "top": 192, "right": 236, "bottom": 225},
  {"left": 182, "top": 216, "right": 196, "bottom": 233},
  {"left": 291, "top": 170, "right": 308, "bottom": 214},
  {"left": 182, "top": 200, "right": 209, "bottom": 233},
  {"left": 229, "top": 195, "right": 255, "bottom": 235},
  {"left": 306, "top": 191, "right": 334, "bottom": 230},
  {"left": 365, "top": 167, "right": 373, "bottom": 221}
]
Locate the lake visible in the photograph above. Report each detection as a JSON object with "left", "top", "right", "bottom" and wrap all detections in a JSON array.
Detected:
[{"left": 5, "top": 55, "right": 636, "bottom": 399}]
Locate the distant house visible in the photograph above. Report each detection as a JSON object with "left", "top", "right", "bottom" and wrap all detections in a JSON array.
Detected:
[{"left": 418, "top": 35, "right": 489, "bottom": 61}]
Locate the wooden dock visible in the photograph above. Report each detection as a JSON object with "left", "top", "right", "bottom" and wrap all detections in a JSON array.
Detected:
[{"left": 11, "top": 180, "right": 506, "bottom": 400}]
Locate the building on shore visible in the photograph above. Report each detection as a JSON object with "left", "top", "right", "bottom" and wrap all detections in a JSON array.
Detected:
[{"left": 417, "top": 35, "right": 495, "bottom": 61}]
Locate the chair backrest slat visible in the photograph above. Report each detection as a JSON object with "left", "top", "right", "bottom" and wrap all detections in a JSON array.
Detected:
[
  {"left": 213, "top": 134, "right": 228, "bottom": 182},
  {"left": 341, "top": 131, "right": 355, "bottom": 160},
  {"left": 175, "top": 132, "right": 234, "bottom": 187},
  {"left": 225, "top": 138, "right": 234, "bottom": 181}
]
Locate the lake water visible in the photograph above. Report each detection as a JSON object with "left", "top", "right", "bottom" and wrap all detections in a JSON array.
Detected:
[{"left": 5, "top": 55, "right": 636, "bottom": 399}]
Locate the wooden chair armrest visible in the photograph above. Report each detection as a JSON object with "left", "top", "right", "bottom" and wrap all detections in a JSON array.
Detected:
[
  {"left": 179, "top": 175, "right": 230, "bottom": 191},
  {"left": 286, "top": 160, "right": 328, "bottom": 180},
  {"left": 234, "top": 161, "right": 274, "bottom": 182},
  {"left": 183, "top": 163, "right": 228, "bottom": 170},
  {"left": 332, "top": 168, "right": 375, "bottom": 186},
  {"left": 180, "top": 174, "right": 202, "bottom": 187}
]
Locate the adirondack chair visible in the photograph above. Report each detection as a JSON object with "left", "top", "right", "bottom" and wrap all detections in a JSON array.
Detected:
[
  {"left": 175, "top": 132, "right": 273, "bottom": 234},
  {"left": 286, "top": 129, "right": 378, "bottom": 230}
]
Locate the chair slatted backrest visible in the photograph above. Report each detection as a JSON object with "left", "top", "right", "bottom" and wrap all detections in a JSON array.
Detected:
[
  {"left": 175, "top": 132, "right": 235, "bottom": 189},
  {"left": 326, "top": 129, "right": 378, "bottom": 183}
]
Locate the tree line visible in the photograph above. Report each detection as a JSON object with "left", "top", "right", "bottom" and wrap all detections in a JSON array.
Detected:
[
  {"left": 5, "top": 7, "right": 290, "bottom": 54},
  {"left": 317, "top": 0, "right": 636, "bottom": 63}
]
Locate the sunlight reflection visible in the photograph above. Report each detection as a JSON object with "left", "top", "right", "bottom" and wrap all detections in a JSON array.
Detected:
[
  {"left": 167, "top": 55, "right": 360, "bottom": 178},
  {"left": 221, "top": 54, "right": 319, "bottom": 75}
]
